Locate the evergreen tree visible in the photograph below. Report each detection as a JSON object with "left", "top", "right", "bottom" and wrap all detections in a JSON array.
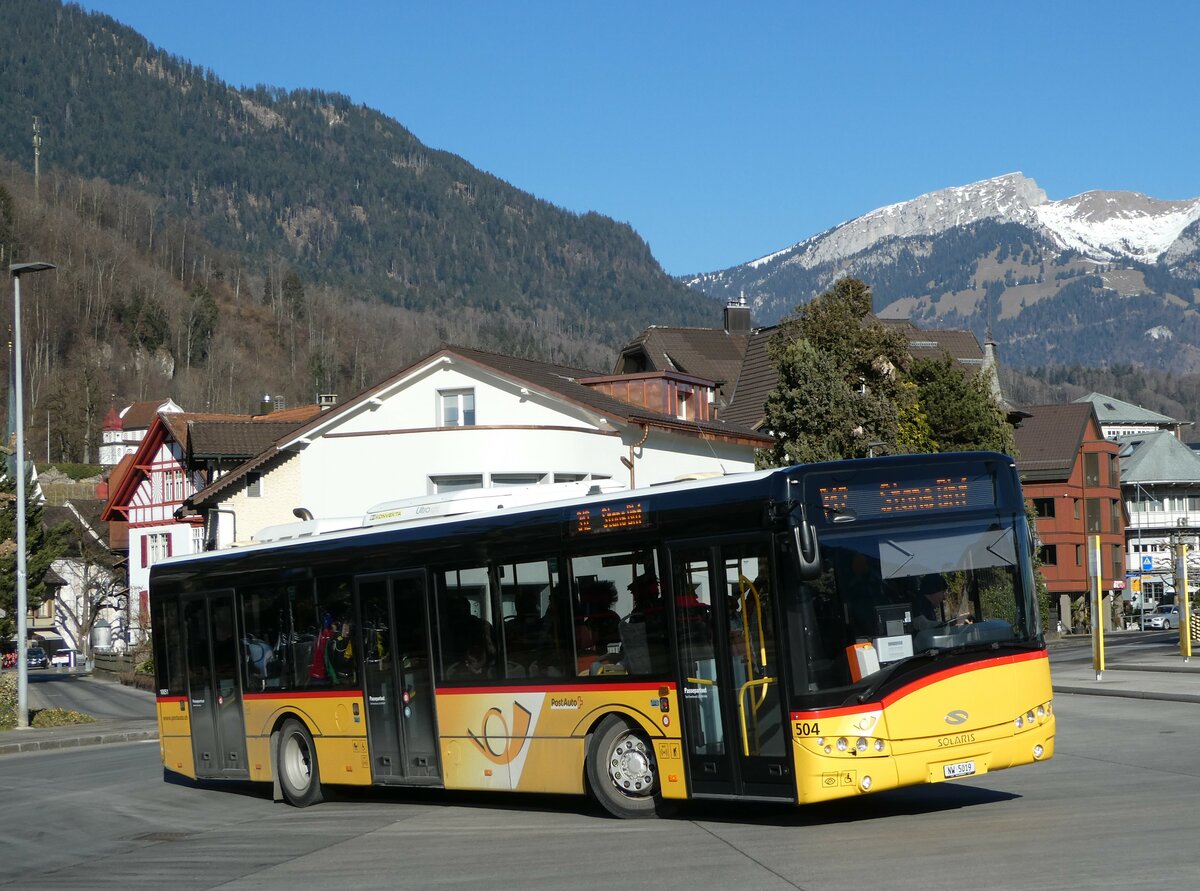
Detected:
[
  {"left": 0, "top": 466, "right": 68, "bottom": 642},
  {"left": 908, "top": 355, "right": 1014, "bottom": 454},
  {"left": 759, "top": 278, "right": 913, "bottom": 466},
  {"left": 759, "top": 277, "right": 1013, "bottom": 466}
]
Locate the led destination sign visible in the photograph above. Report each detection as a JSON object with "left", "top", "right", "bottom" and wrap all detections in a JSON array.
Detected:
[
  {"left": 816, "top": 473, "right": 993, "bottom": 522},
  {"left": 569, "top": 500, "right": 651, "bottom": 536}
]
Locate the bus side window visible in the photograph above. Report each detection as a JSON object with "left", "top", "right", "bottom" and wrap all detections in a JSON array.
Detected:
[
  {"left": 437, "top": 566, "right": 496, "bottom": 680},
  {"left": 313, "top": 578, "right": 356, "bottom": 689},
  {"left": 569, "top": 549, "right": 667, "bottom": 676},
  {"left": 239, "top": 584, "right": 289, "bottom": 692},
  {"left": 498, "top": 558, "right": 569, "bottom": 679}
]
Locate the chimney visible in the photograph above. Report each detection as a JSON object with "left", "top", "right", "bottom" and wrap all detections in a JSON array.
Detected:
[
  {"left": 254, "top": 394, "right": 273, "bottom": 417},
  {"left": 317, "top": 394, "right": 338, "bottom": 411},
  {"left": 724, "top": 293, "right": 752, "bottom": 335}
]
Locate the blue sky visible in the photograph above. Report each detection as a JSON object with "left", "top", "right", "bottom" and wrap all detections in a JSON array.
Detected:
[{"left": 79, "top": 1, "right": 1199, "bottom": 276}]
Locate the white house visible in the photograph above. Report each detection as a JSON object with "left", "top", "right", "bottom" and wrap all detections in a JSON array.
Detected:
[
  {"left": 98, "top": 398, "right": 183, "bottom": 467},
  {"left": 188, "top": 345, "right": 774, "bottom": 547},
  {"left": 100, "top": 406, "right": 322, "bottom": 642}
]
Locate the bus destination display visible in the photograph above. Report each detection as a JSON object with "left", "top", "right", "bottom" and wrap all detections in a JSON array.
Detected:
[
  {"left": 569, "top": 501, "right": 650, "bottom": 536},
  {"left": 817, "top": 473, "right": 992, "bottom": 520}
]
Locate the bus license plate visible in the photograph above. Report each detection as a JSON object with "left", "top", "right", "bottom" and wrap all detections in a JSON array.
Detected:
[{"left": 943, "top": 760, "right": 976, "bottom": 779}]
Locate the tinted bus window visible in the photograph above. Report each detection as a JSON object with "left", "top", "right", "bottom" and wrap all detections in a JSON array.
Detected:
[
  {"left": 311, "top": 578, "right": 356, "bottom": 689},
  {"left": 498, "top": 557, "right": 571, "bottom": 679},
  {"left": 438, "top": 566, "right": 497, "bottom": 680},
  {"left": 569, "top": 549, "right": 667, "bottom": 676},
  {"left": 151, "top": 596, "right": 185, "bottom": 696}
]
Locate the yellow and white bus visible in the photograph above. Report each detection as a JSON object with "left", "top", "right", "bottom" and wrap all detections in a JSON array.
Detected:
[{"left": 149, "top": 451, "right": 1053, "bottom": 817}]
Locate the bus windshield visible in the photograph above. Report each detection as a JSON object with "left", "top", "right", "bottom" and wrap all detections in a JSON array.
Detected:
[{"left": 787, "top": 516, "right": 1036, "bottom": 700}]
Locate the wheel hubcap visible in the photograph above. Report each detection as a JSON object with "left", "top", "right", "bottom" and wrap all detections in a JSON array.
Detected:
[
  {"left": 283, "top": 734, "right": 312, "bottom": 790},
  {"left": 608, "top": 732, "right": 655, "bottom": 797}
]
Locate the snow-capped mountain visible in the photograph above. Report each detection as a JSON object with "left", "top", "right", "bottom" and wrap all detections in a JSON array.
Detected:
[
  {"left": 685, "top": 174, "right": 1200, "bottom": 372},
  {"left": 709, "top": 173, "right": 1200, "bottom": 278}
]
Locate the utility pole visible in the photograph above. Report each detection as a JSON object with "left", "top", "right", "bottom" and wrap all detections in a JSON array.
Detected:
[{"left": 32, "top": 118, "right": 42, "bottom": 203}]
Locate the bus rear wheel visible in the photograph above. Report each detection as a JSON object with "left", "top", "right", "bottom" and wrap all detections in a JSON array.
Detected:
[
  {"left": 586, "top": 716, "right": 661, "bottom": 819},
  {"left": 277, "top": 718, "right": 324, "bottom": 807}
]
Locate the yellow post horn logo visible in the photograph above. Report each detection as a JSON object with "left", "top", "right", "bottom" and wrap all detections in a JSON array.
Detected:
[{"left": 468, "top": 701, "right": 534, "bottom": 765}]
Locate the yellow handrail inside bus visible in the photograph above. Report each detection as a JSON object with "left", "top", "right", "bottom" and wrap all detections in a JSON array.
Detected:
[
  {"left": 737, "top": 573, "right": 769, "bottom": 709},
  {"left": 738, "top": 676, "right": 776, "bottom": 755}
]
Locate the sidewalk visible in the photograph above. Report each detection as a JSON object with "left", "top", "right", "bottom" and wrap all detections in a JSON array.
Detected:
[
  {"left": 0, "top": 671, "right": 158, "bottom": 757},
  {"left": 1049, "top": 632, "right": 1200, "bottom": 704}
]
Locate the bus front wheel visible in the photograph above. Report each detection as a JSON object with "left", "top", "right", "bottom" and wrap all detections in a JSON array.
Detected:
[
  {"left": 277, "top": 718, "right": 324, "bottom": 807},
  {"left": 586, "top": 716, "right": 661, "bottom": 819}
]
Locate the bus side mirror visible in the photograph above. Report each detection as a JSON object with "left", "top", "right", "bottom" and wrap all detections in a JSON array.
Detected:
[{"left": 793, "top": 513, "right": 822, "bottom": 580}]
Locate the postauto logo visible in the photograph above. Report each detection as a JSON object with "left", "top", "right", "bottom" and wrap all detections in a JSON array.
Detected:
[{"left": 944, "top": 709, "right": 969, "bottom": 726}]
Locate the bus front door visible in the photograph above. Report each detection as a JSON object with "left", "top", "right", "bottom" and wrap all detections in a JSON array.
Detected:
[
  {"left": 357, "top": 572, "right": 441, "bottom": 784},
  {"left": 671, "top": 542, "right": 793, "bottom": 801},
  {"left": 182, "top": 592, "right": 249, "bottom": 779}
]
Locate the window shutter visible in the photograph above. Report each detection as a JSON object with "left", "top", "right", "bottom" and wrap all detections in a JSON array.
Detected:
[
  {"left": 140, "top": 537, "right": 149, "bottom": 568},
  {"left": 166, "top": 535, "right": 173, "bottom": 557}
]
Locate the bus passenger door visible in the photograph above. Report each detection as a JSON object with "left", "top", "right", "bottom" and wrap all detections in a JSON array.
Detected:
[
  {"left": 670, "top": 542, "right": 793, "bottom": 801},
  {"left": 182, "top": 592, "right": 248, "bottom": 779},
  {"left": 357, "top": 572, "right": 440, "bottom": 784}
]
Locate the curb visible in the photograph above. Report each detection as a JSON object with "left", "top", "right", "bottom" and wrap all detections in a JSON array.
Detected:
[
  {"left": 1052, "top": 684, "right": 1200, "bottom": 705},
  {"left": 0, "top": 727, "right": 158, "bottom": 756}
]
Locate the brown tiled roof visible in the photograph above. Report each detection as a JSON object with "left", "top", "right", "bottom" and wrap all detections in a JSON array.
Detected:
[
  {"left": 443, "top": 345, "right": 769, "bottom": 442},
  {"left": 1012, "top": 403, "right": 1097, "bottom": 481},
  {"left": 120, "top": 399, "right": 178, "bottom": 430},
  {"left": 723, "top": 329, "right": 777, "bottom": 429},
  {"left": 188, "top": 417, "right": 322, "bottom": 459},
  {"left": 159, "top": 408, "right": 322, "bottom": 455},
  {"left": 186, "top": 345, "right": 772, "bottom": 510},
  {"left": 722, "top": 323, "right": 989, "bottom": 431},
  {"left": 892, "top": 324, "right": 986, "bottom": 376},
  {"left": 617, "top": 327, "right": 750, "bottom": 397}
]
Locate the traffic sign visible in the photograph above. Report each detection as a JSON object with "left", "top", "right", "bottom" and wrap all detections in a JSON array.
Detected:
[{"left": 1142, "top": 556, "right": 1153, "bottom": 572}]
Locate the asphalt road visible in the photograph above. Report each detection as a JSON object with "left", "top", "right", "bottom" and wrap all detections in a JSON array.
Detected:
[
  {"left": 27, "top": 671, "right": 156, "bottom": 720},
  {"left": 1, "top": 691, "right": 1198, "bottom": 890}
]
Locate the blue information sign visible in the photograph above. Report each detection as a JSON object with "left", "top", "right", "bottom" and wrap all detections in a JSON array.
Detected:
[{"left": 1142, "top": 556, "right": 1153, "bottom": 572}]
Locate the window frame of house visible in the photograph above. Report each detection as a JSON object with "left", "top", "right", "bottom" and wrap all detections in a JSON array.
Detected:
[
  {"left": 247, "top": 471, "right": 263, "bottom": 498},
  {"left": 1033, "top": 498, "right": 1056, "bottom": 519},
  {"left": 1038, "top": 544, "right": 1058, "bottom": 566},
  {"left": 431, "top": 474, "right": 485, "bottom": 494},
  {"left": 439, "top": 388, "right": 476, "bottom": 428}
]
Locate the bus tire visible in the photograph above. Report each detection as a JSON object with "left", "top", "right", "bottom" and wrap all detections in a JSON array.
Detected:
[
  {"left": 277, "top": 718, "right": 324, "bottom": 807},
  {"left": 586, "top": 715, "right": 661, "bottom": 819}
]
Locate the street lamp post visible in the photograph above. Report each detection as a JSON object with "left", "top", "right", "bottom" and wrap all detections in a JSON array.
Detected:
[{"left": 10, "top": 262, "right": 55, "bottom": 729}]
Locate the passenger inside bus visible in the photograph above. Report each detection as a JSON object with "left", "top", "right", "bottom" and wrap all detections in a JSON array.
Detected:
[{"left": 444, "top": 596, "right": 496, "bottom": 678}]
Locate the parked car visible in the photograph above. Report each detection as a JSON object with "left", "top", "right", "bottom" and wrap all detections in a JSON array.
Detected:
[
  {"left": 26, "top": 646, "right": 49, "bottom": 669},
  {"left": 1142, "top": 604, "right": 1180, "bottom": 630},
  {"left": 51, "top": 648, "right": 77, "bottom": 668}
]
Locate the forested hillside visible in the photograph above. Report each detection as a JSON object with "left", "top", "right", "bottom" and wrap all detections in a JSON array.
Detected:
[
  {"left": 0, "top": 0, "right": 718, "bottom": 371},
  {"left": 1002, "top": 364, "right": 1200, "bottom": 441}
]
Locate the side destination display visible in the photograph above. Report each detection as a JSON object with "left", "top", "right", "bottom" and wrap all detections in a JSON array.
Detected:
[{"left": 568, "top": 500, "right": 651, "bottom": 536}]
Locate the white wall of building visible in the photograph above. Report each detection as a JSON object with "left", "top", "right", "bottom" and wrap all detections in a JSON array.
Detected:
[{"left": 205, "top": 357, "right": 759, "bottom": 544}]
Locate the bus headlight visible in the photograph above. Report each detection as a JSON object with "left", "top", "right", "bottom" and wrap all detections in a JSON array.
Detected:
[
  {"left": 1033, "top": 744, "right": 1045, "bottom": 760},
  {"left": 861, "top": 775, "right": 873, "bottom": 790},
  {"left": 856, "top": 738, "right": 869, "bottom": 753},
  {"left": 836, "top": 738, "right": 848, "bottom": 752},
  {"left": 874, "top": 739, "right": 885, "bottom": 753}
]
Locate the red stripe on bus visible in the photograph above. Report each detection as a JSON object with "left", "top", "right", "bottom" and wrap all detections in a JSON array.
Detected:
[
  {"left": 789, "top": 650, "right": 1048, "bottom": 721},
  {"left": 245, "top": 689, "right": 363, "bottom": 700},
  {"left": 437, "top": 681, "right": 677, "bottom": 696},
  {"left": 156, "top": 696, "right": 187, "bottom": 704}
]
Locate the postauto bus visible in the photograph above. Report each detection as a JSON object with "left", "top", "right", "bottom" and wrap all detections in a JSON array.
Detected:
[{"left": 149, "top": 452, "right": 1053, "bottom": 818}]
